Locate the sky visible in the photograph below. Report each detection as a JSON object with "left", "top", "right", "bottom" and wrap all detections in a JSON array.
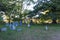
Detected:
[
  {"left": 23, "top": 0, "right": 38, "bottom": 11},
  {"left": 23, "top": 0, "right": 51, "bottom": 11}
]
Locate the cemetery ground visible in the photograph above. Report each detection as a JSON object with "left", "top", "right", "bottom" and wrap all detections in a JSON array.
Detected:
[{"left": 0, "top": 24, "right": 60, "bottom": 40}]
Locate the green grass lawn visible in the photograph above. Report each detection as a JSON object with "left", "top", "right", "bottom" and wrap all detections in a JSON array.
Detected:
[{"left": 0, "top": 24, "right": 60, "bottom": 40}]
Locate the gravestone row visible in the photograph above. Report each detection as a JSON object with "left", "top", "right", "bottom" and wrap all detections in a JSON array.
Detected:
[{"left": 0, "top": 21, "right": 31, "bottom": 32}]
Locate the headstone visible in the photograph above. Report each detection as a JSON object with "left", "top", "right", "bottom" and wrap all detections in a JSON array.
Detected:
[
  {"left": 20, "top": 20, "right": 22, "bottom": 26},
  {"left": 11, "top": 25, "right": 16, "bottom": 30},
  {"left": 6, "top": 23, "right": 9, "bottom": 26},
  {"left": 13, "top": 22, "right": 15, "bottom": 26},
  {"left": 17, "top": 28, "right": 22, "bottom": 32},
  {"left": 1, "top": 27, "right": 7, "bottom": 32},
  {"left": 28, "top": 24, "right": 30, "bottom": 28},
  {"left": 14, "top": 21, "right": 18, "bottom": 26},
  {"left": 45, "top": 25, "right": 48, "bottom": 30}
]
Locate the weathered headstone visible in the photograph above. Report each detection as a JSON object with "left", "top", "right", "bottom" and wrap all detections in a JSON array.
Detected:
[
  {"left": 45, "top": 25, "right": 48, "bottom": 30},
  {"left": 11, "top": 25, "right": 16, "bottom": 30},
  {"left": 1, "top": 27, "right": 7, "bottom": 32},
  {"left": 9, "top": 23, "right": 16, "bottom": 30},
  {"left": 13, "top": 22, "right": 16, "bottom": 26},
  {"left": 20, "top": 20, "right": 22, "bottom": 26},
  {"left": 17, "top": 28, "right": 22, "bottom": 32},
  {"left": 14, "top": 21, "right": 18, "bottom": 26},
  {"left": 28, "top": 24, "right": 30, "bottom": 28}
]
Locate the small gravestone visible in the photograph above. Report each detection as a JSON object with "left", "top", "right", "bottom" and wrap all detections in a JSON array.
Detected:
[
  {"left": 14, "top": 21, "right": 18, "bottom": 26},
  {"left": 1, "top": 27, "right": 7, "bottom": 32},
  {"left": 6, "top": 23, "right": 9, "bottom": 26},
  {"left": 11, "top": 25, "right": 16, "bottom": 30},
  {"left": 9, "top": 23, "right": 16, "bottom": 30},
  {"left": 20, "top": 20, "right": 22, "bottom": 26},
  {"left": 28, "top": 24, "right": 30, "bottom": 28},
  {"left": 45, "top": 25, "right": 48, "bottom": 30},
  {"left": 17, "top": 28, "right": 22, "bottom": 32}
]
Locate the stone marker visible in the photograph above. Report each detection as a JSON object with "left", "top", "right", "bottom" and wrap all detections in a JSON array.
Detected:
[
  {"left": 20, "top": 20, "right": 22, "bottom": 26},
  {"left": 28, "top": 24, "right": 30, "bottom": 28},
  {"left": 17, "top": 28, "right": 22, "bottom": 32},
  {"left": 1, "top": 27, "right": 7, "bottom": 32},
  {"left": 9, "top": 23, "right": 16, "bottom": 30},
  {"left": 14, "top": 21, "right": 18, "bottom": 26},
  {"left": 11, "top": 25, "right": 16, "bottom": 30},
  {"left": 45, "top": 25, "right": 48, "bottom": 30}
]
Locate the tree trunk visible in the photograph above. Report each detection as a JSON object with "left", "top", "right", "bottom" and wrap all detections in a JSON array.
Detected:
[{"left": 52, "top": 19, "right": 56, "bottom": 23}]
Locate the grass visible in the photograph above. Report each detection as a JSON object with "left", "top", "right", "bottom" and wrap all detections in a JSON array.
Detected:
[{"left": 0, "top": 24, "right": 60, "bottom": 40}]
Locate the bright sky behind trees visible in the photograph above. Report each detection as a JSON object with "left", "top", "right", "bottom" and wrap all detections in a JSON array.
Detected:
[
  {"left": 23, "top": 0, "right": 38, "bottom": 11},
  {"left": 23, "top": 0, "right": 51, "bottom": 11}
]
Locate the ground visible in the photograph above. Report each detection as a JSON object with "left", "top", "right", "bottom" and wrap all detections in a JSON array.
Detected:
[{"left": 0, "top": 24, "right": 60, "bottom": 40}]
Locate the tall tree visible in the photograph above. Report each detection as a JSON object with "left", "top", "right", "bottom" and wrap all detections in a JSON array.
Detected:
[{"left": 29, "top": 0, "right": 60, "bottom": 23}]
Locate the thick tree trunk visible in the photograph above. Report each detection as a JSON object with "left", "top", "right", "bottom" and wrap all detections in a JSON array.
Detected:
[{"left": 52, "top": 19, "right": 56, "bottom": 23}]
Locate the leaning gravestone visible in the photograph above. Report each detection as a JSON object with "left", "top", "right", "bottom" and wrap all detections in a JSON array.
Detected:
[{"left": 1, "top": 27, "right": 7, "bottom": 32}]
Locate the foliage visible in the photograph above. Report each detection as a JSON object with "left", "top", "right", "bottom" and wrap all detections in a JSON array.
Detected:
[{"left": 28, "top": 0, "right": 60, "bottom": 23}]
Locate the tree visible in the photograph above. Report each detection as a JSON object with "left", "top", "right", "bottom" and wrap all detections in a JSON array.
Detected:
[{"left": 28, "top": 0, "right": 60, "bottom": 23}]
